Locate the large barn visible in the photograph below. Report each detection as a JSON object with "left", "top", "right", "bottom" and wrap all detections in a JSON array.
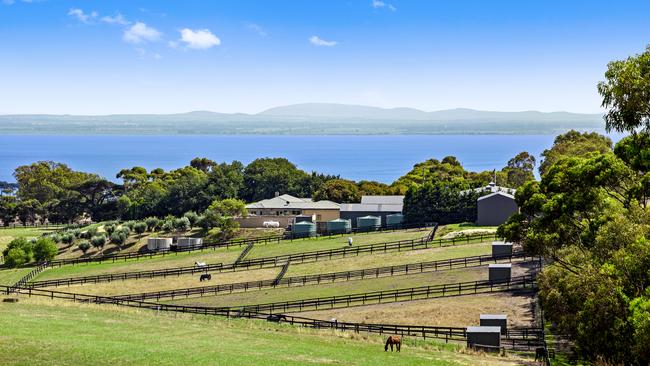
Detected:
[{"left": 476, "top": 191, "right": 518, "bottom": 226}]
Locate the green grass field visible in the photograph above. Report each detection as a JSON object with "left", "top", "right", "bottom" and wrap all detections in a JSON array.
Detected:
[
  {"left": 0, "top": 267, "right": 33, "bottom": 286},
  {"left": 0, "top": 226, "right": 64, "bottom": 252},
  {"left": 0, "top": 298, "right": 527, "bottom": 366},
  {"left": 165, "top": 266, "right": 488, "bottom": 308},
  {"left": 30, "top": 228, "right": 432, "bottom": 281},
  {"left": 246, "top": 228, "right": 431, "bottom": 259}
]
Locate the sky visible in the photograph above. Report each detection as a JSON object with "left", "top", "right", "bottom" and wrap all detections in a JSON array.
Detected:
[{"left": 1, "top": 0, "right": 649, "bottom": 115}]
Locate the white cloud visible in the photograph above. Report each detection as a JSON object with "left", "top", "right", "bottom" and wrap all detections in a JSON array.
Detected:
[
  {"left": 245, "top": 22, "right": 267, "bottom": 37},
  {"left": 178, "top": 28, "right": 221, "bottom": 49},
  {"left": 101, "top": 13, "right": 129, "bottom": 25},
  {"left": 123, "top": 22, "right": 161, "bottom": 44},
  {"left": 68, "top": 8, "right": 97, "bottom": 23},
  {"left": 372, "top": 0, "right": 396, "bottom": 11},
  {"left": 309, "top": 35, "right": 337, "bottom": 47}
]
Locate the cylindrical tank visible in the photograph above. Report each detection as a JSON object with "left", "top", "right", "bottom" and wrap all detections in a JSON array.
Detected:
[
  {"left": 292, "top": 221, "right": 316, "bottom": 238},
  {"left": 147, "top": 238, "right": 173, "bottom": 251},
  {"left": 157, "top": 238, "right": 172, "bottom": 251},
  {"left": 357, "top": 215, "right": 381, "bottom": 231},
  {"left": 386, "top": 213, "right": 404, "bottom": 227},
  {"left": 177, "top": 237, "right": 203, "bottom": 250},
  {"left": 147, "top": 238, "right": 158, "bottom": 251},
  {"left": 326, "top": 218, "right": 351, "bottom": 234},
  {"left": 295, "top": 215, "right": 313, "bottom": 223}
]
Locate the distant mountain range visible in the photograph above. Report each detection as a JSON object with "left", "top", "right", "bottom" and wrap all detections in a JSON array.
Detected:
[{"left": 0, "top": 103, "right": 605, "bottom": 135}]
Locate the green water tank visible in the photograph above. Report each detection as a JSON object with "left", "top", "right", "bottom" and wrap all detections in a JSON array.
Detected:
[
  {"left": 292, "top": 221, "right": 317, "bottom": 238},
  {"left": 386, "top": 213, "right": 404, "bottom": 227},
  {"left": 357, "top": 215, "right": 381, "bottom": 231},
  {"left": 326, "top": 218, "right": 351, "bottom": 234}
]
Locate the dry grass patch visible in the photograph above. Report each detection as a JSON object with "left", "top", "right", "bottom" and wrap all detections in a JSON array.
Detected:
[
  {"left": 42, "top": 267, "right": 281, "bottom": 296},
  {"left": 293, "top": 292, "right": 535, "bottom": 328}
]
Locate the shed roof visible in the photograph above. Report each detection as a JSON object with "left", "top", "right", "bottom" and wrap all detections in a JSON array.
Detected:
[
  {"left": 360, "top": 195, "right": 405, "bottom": 205},
  {"left": 466, "top": 326, "right": 502, "bottom": 333},
  {"left": 246, "top": 194, "right": 340, "bottom": 210},
  {"left": 480, "top": 314, "right": 508, "bottom": 320},
  {"left": 339, "top": 203, "right": 403, "bottom": 212},
  {"left": 477, "top": 191, "right": 515, "bottom": 201}
]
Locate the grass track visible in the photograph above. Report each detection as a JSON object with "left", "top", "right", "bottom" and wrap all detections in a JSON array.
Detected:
[{"left": 0, "top": 298, "right": 527, "bottom": 366}]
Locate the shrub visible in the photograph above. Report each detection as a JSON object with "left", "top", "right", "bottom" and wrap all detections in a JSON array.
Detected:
[
  {"left": 133, "top": 222, "right": 147, "bottom": 236},
  {"left": 161, "top": 218, "right": 175, "bottom": 232},
  {"left": 60, "top": 233, "right": 75, "bottom": 245},
  {"left": 145, "top": 217, "right": 160, "bottom": 231},
  {"left": 183, "top": 211, "right": 199, "bottom": 227},
  {"left": 110, "top": 231, "right": 127, "bottom": 248},
  {"left": 49, "top": 234, "right": 62, "bottom": 244},
  {"left": 2, "top": 237, "right": 33, "bottom": 259},
  {"left": 77, "top": 241, "right": 91, "bottom": 254},
  {"left": 174, "top": 217, "right": 191, "bottom": 232},
  {"left": 119, "top": 226, "right": 131, "bottom": 236},
  {"left": 104, "top": 224, "right": 116, "bottom": 235},
  {"left": 90, "top": 235, "right": 106, "bottom": 250},
  {"left": 82, "top": 227, "right": 98, "bottom": 239},
  {"left": 33, "top": 238, "right": 58, "bottom": 262},
  {"left": 4, "top": 248, "right": 29, "bottom": 268},
  {"left": 123, "top": 221, "right": 137, "bottom": 231}
]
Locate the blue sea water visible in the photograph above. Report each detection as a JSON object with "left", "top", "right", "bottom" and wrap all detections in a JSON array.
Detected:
[{"left": 0, "top": 134, "right": 587, "bottom": 183}]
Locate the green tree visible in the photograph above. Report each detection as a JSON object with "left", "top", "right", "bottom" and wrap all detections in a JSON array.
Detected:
[
  {"left": 312, "top": 179, "right": 360, "bottom": 203},
  {"left": 502, "top": 151, "right": 536, "bottom": 188},
  {"left": 133, "top": 222, "right": 147, "bottom": 236},
  {"left": 33, "top": 237, "right": 58, "bottom": 262},
  {"left": 2, "top": 237, "right": 33, "bottom": 267},
  {"left": 598, "top": 45, "right": 650, "bottom": 133},
  {"left": 403, "top": 182, "right": 480, "bottom": 225},
  {"left": 145, "top": 217, "right": 160, "bottom": 231},
  {"left": 77, "top": 241, "right": 91, "bottom": 255},
  {"left": 90, "top": 235, "right": 106, "bottom": 251},
  {"left": 242, "top": 158, "right": 310, "bottom": 202},
  {"left": 538, "top": 130, "right": 612, "bottom": 176}
]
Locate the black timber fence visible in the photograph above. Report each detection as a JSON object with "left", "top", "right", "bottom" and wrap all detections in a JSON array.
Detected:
[
  {"left": 113, "top": 252, "right": 535, "bottom": 302},
  {"left": 0, "top": 284, "right": 542, "bottom": 349},
  {"left": 27, "top": 232, "right": 498, "bottom": 288},
  {"left": 207, "top": 275, "right": 538, "bottom": 314},
  {"left": 43, "top": 223, "right": 437, "bottom": 268}
]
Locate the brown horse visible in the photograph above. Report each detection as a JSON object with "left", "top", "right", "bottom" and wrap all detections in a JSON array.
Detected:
[{"left": 384, "top": 335, "right": 401, "bottom": 352}]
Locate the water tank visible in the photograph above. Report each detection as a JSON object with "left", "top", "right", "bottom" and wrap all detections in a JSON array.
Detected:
[
  {"left": 292, "top": 221, "right": 316, "bottom": 238},
  {"left": 357, "top": 215, "right": 381, "bottom": 231},
  {"left": 177, "top": 237, "right": 203, "bottom": 250},
  {"left": 295, "top": 215, "right": 313, "bottom": 223},
  {"left": 385, "top": 213, "right": 404, "bottom": 227},
  {"left": 147, "top": 238, "right": 172, "bottom": 251},
  {"left": 326, "top": 219, "right": 351, "bottom": 234}
]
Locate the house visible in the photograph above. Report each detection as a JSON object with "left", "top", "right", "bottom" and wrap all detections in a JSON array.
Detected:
[
  {"left": 340, "top": 195, "right": 405, "bottom": 228},
  {"left": 476, "top": 191, "right": 518, "bottom": 226},
  {"left": 243, "top": 194, "right": 340, "bottom": 228}
]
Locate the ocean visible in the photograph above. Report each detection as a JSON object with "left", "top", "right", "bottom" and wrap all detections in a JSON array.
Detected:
[{"left": 0, "top": 134, "right": 583, "bottom": 183}]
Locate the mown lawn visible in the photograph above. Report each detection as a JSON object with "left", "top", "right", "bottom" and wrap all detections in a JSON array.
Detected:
[
  {"left": 0, "top": 267, "right": 34, "bottom": 286},
  {"left": 165, "top": 266, "right": 489, "bottom": 308},
  {"left": 34, "top": 246, "right": 245, "bottom": 281},
  {"left": 0, "top": 226, "right": 63, "bottom": 252},
  {"left": 246, "top": 228, "right": 432, "bottom": 259},
  {"left": 0, "top": 298, "right": 527, "bottom": 366},
  {"left": 33, "top": 228, "right": 432, "bottom": 281},
  {"left": 285, "top": 242, "right": 492, "bottom": 276}
]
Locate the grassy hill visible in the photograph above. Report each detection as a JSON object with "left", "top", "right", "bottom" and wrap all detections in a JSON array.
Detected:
[{"left": 0, "top": 298, "right": 528, "bottom": 366}]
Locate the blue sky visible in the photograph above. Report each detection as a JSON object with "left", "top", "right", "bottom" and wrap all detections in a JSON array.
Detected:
[{"left": 1, "top": 0, "right": 649, "bottom": 114}]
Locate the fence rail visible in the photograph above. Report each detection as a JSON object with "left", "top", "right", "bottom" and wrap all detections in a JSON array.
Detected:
[
  {"left": 209, "top": 275, "right": 537, "bottom": 314},
  {"left": 113, "top": 252, "right": 534, "bottom": 302},
  {"left": 44, "top": 223, "right": 437, "bottom": 268},
  {"left": 28, "top": 233, "right": 498, "bottom": 288},
  {"left": 0, "top": 280, "right": 543, "bottom": 350}
]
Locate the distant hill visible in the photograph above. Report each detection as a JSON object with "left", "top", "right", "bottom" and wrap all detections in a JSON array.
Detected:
[{"left": 0, "top": 103, "right": 605, "bottom": 135}]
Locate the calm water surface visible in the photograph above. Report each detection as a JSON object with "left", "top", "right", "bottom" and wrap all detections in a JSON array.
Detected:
[{"left": 0, "top": 134, "right": 572, "bottom": 183}]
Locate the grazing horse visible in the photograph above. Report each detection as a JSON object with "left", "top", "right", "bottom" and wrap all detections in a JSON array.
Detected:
[
  {"left": 199, "top": 274, "right": 212, "bottom": 282},
  {"left": 535, "top": 347, "right": 548, "bottom": 362},
  {"left": 384, "top": 335, "right": 401, "bottom": 352},
  {"left": 266, "top": 314, "right": 287, "bottom": 323}
]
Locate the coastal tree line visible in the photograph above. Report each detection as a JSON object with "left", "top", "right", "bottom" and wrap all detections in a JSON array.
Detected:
[{"left": 0, "top": 150, "right": 537, "bottom": 226}]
